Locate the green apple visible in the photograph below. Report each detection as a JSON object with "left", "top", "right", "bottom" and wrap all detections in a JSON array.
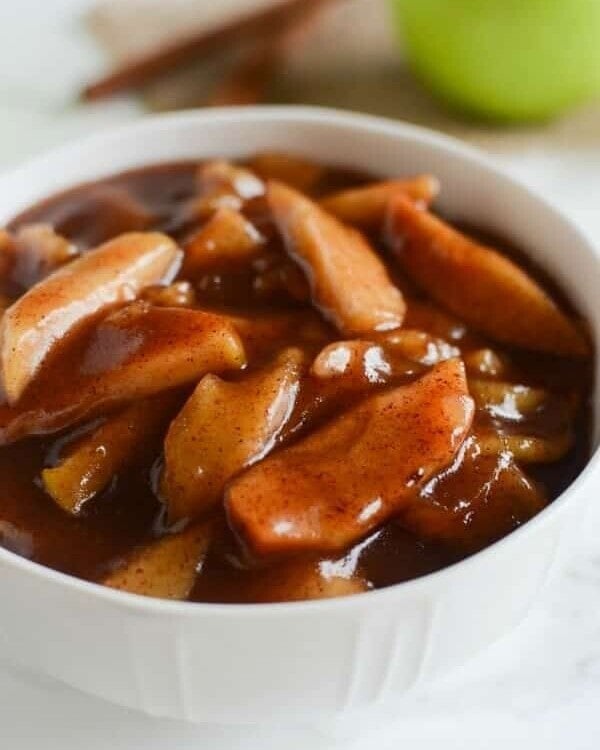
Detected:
[{"left": 388, "top": 0, "right": 600, "bottom": 121}]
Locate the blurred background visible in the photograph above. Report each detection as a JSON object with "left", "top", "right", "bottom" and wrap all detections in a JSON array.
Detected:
[{"left": 2, "top": 0, "right": 600, "bottom": 240}]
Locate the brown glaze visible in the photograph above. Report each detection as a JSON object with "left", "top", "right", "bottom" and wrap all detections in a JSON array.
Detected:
[{"left": 0, "top": 156, "right": 592, "bottom": 603}]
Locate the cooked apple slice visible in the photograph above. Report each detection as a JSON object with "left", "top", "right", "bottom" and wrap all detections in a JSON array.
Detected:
[
  {"left": 0, "top": 226, "right": 77, "bottom": 291},
  {"left": 176, "top": 161, "right": 264, "bottom": 230},
  {"left": 381, "top": 329, "right": 459, "bottom": 366},
  {"left": 225, "top": 311, "right": 303, "bottom": 354},
  {"left": 463, "top": 348, "right": 510, "bottom": 379},
  {"left": 475, "top": 430, "right": 573, "bottom": 464},
  {"left": 0, "top": 304, "right": 246, "bottom": 443},
  {"left": 310, "top": 339, "right": 436, "bottom": 413},
  {"left": 404, "top": 297, "right": 474, "bottom": 345},
  {"left": 141, "top": 281, "right": 196, "bottom": 308},
  {"left": 267, "top": 180, "right": 405, "bottom": 336},
  {"left": 470, "top": 381, "right": 574, "bottom": 462},
  {"left": 320, "top": 175, "right": 440, "bottom": 228},
  {"left": 311, "top": 341, "right": 390, "bottom": 385},
  {"left": 469, "top": 379, "right": 548, "bottom": 418},
  {"left": 387, "top": 196, "right": 589, "bottom": 357},
  {"left": 163, "top": 347, "right": 304, "bottom": 522},
  {"left": 196, "top": 160, "right": 264, "bottom": 201},
  {"left": 399, "top": 443, "right": 547, "bottom": 551},
  {"left": 249, "top": 153, "right": 324, "bottom": 192},
  {"left": 174, "top": 193, "right": 244, "bottom": 231},
  {"left": 226, "top": 310, "right": 331, "bottom": 361},
  {"left": 81, "top": 303, "right": 246, "bottom": 400},
  {"left": 227, "top": 359, "right": 474, "bottom": 555},
  {"left": 42, "top": 393, "right": 180, "bottom": 515},
  {"left": 102, "top": 521, "right": 213, "bottom": 600},
  {"left": 307, "top": 336, "right": 459, "bottom": 438},
  {"left": 240, "top": 558, "right": 368, "bottom": 603},
  {"left": 12, "top": 224, "right": 79, "bottom": 288},
  {"left": 0, "top": 232, "right": 182, "bottom": 404},
  {"left": 182, "top": 207, "right": 264, "bottom": 277},
  {"left": 312, "top": 334, "right": 458, "bottom": 391}
]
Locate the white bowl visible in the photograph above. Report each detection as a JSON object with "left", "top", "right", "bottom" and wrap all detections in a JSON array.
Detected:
[{"left": 0, "top": 107, "right": 597, "bottom": 724}]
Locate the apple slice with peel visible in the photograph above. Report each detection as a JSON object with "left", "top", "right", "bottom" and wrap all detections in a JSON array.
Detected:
[
  {"left": 102, "top": 521, "right": 213, "bottom": 600},
  {"left": 163, "top": 347, "right": 304, "bottom": 522},
  {"left": 387, "top": 196, "right": 589, "bottom": 357},
  {"left": 226, "top": 359, "right": 474, "bottom": 555},
  {"left": 320, "top": 175, "right": 440, "bottom": 228},
  {"left": 0, "top": 232, "right": 182, "bottom": 404},
  {"left": 267, "top": 180, "right": 405, "bottom": 336}
]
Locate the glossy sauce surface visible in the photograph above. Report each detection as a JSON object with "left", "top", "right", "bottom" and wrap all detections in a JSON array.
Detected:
[{"left": 0, "top": 159, "right": 592, "bottom": 603}]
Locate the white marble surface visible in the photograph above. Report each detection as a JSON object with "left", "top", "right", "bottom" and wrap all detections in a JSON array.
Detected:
[{"left": 1, "top": 1, "right": 600, "bottom": 747}]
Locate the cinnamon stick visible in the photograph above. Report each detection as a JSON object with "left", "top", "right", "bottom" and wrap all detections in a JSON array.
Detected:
[
  {"left": 207, "top": 0, "right": 327, "bottom": 108},
  {"left": 82, "top": 0, "right": 340, "bottom": 102},
  {"left": 207, "top": 46, "right": 279, "bottom": 108}
]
